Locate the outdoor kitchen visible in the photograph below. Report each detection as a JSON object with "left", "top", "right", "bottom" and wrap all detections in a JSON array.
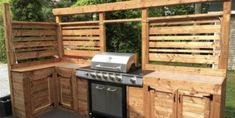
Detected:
[{"left": 1, "top": 0, "right": 233, "bottom": 118}]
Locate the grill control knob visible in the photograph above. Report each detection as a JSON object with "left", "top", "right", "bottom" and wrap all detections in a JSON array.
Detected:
[
  {"left": 109, "top": 75, "right": 115, "bottom": 80},
  {"left": 130, "top": 76, "right": 137, "bottom": 83},
  {"left": 85, "top": 72, "right": 89, "bottom": 76},
  {"left": 90, "top": 72, "right": 96, "bottom": 78},
  {"left": 103, "top": 74, "right": 109, "bottom": 79},
  {"left": 97, "top": 73, "right": 103, "bottom": 78},
  {"left": 116, "top": 75, "right": 122, "bottom": 81}
]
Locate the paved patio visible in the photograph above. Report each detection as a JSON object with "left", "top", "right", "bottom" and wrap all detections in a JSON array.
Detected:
[{"left": 0, "top": 64, "right": 10, "bottom": 98}]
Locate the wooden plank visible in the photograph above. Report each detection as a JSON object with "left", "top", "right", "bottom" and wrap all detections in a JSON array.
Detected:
[
  {"left": 150, "top": 19, "right": 221, "bottom": 26},
  {"left": 14, "top": 41, "right": 56, "bottom": 48},
  {"left": 12, "top": 21, "right": 57, "bottom": 26},
  {"left": 63, "top": 45, "right": 100, "bottom": 50},
  {"left": 12, "top": 24, "right": 57, "bottom": 29},
  {"left": 15, "top": 50, "right": 58, "bottom": 60},
  {"left": 12, "top": 58, "right": 60, "bottom": 69},
  {"left": 76, "top": 78, "right": 88, "bottom": 116},
  {"left": 149, "top": 25, "right": 221, "bottom": 35},
  {"left": 64, "top": 50, "right": 99, "bottom": 57},
  {"left": 149, "top": 53, "right": 219, "bottom": 64},
  {"left": 14, "top": 36, "right": 57, "bottom": 41},
  {"left": 3, "top": 3, "right": 15, "bottom": 115},
  {"left": 104, "top": 18, "right": 141, "bottom": 23},
  {"left": 148, "top": 12, "right": 222, "bottom": 22},
  {"left": 13, "top": 30, "right": 57, "bottom": 36},
  {"left": 63, "top": 36, "right": 100, "bottom": 41},
  {"left": 149, "top": 49, "right": 216, "bottom": 54},
  {"left": 145, "top": 64, "right": 226, "bottom": 77},
  {"left": 62, "top": 25, "right": 99, "bottom": 30},
  {"left": 219, "top": 0, "right": 232, "bottom": 70},
  {"left": 149, "top": 35, "right": 220, "bottom": 41},
  {"left": 62, "top": 29, "right": 99, "bottom": 35},
  {"left": 56, "top": 16, "right": 64, "bottom": 58},
  {"left": 149, "top": 42, "right": 219, "bottom": 48},
  {"left": 52, "top": 0, "right": 221, "bottom": 15},
  {"left": 127, "top": 87, "right": 143, "bottom": 118},
  {"left": 99, "top": 12, "right": 106, "bottom": 52},
  {"left": 59, "top": 21, "right": 99, "bottom": 26},
  {"left": 141, "top": 8, "right": 149, "bottom": 70},
  {"left": 63, "top": 41, "right": 100, "bottom": 47}
]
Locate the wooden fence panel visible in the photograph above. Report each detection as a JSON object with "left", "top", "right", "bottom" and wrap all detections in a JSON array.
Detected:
[
  {"left": 11, "top": 22, "right": 59, "bottom": 68},
  {"left": 61, "top": 23, "right": 101, "bottom": 64},
  {"left": 147, "top": 17, "right": 222, "bottom": 70}
]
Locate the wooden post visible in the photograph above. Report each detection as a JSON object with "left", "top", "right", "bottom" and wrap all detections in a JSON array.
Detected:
[
  {"left": 219, "top": 0, "right": 232, "bottom": 70},
  {"left": 3, "top": 3, "right": 15, "bottom": 114},
  {"left": 56, "top": 16, "right": 64, "bottom": 58},
  {"left": 99, "top": 13, "right": 106, "bottom": 52},
  {"left": 141, "top": 8, "right": 149, "bottom": 70}
]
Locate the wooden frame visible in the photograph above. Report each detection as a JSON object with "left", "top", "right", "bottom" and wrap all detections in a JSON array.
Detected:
[
  {"left": 52, "top": 0, "right": 232, "bottom": 75},
  {"left": 2, "top": 0, "right": 232, "bottom": 118}
]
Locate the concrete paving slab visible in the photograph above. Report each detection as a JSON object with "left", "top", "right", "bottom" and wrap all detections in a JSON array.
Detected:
[{"left": 0, "top": 64, "right": 10, "bottom": 97}]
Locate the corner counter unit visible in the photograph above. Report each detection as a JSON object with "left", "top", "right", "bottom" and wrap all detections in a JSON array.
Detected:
[
  {"left": 143, "top": 71, "right": 226, "bottom": 118},
  {"left": 10, "top": 62, "right": 90, "bottom": 118},
  {"left": 11, "top": 67, "right": 56, "bottom": 118}
]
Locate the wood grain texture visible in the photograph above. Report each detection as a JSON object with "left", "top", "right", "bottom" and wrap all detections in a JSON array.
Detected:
[
  {"left": 76, "top": 78, "right": 89, "bottom": 117},
  {"left": 127, "top": 87, "right": 144, "bottom": 118},
  {"left": 56, "top": 67, "right": 74, "bottom": 110},
  {"left": 3, "top": 3, "right": 15, "bottom": 115},
  {"left": 141, "top": 8, "right": 149, "bottom": 70},
  {"left": 53, "top": 0, "right": 222, "bottom": 15},
  {"left": 219, "top": 0, "right": 232, "bottom": 70}
]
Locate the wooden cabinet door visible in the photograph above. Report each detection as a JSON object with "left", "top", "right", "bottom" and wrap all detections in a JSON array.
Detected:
[
  {"left": 30, "top": 68, "right": 54, "bottom": 114},
  {"left": 177, "top": 90, "right": 212, "bottom": 118},
  {"left": 56, "top": 68, "right": 74, "bottom": 109},
  {"left": 58, "top": 76, "right": 73, "bottom": 109},
  {"left": 149, "top": 89, "right": 175, "bottom": 118}
]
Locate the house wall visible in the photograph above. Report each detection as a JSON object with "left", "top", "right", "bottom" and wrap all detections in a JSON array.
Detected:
[{"left": 229, "top": 15, "right": 235, "bottom": 70}]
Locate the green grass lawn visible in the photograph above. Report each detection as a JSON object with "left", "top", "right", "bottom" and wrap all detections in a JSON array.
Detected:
[{"left": 225, "top": 70, "right": 235, "bottom": 118}]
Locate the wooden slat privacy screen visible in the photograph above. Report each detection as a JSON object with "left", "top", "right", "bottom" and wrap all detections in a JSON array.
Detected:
[
  {"left": 148, "top": 17, "right": 221, "bottom": 68},
  {"left": 52, "top": 0, "right": 231, "bottom": 75},
  {"left": 11, "top": 22, "right": 60, "bottom": 68},
  {"left": 3, "top": 0, "right": 231, "bottom": 74},
  {"left": 61, "top": 22, "right": 101, "bottom": 64}
]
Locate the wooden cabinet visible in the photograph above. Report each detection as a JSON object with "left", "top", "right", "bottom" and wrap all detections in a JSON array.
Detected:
[
  {"left": 177, "top": 90, "right": 212, "bottom": 118},
  {"left": 145, "top": 87, "right": 213, "bottom": 118},
  {"left": 56, "top": 67, "right": 75, "bottom": 110},
  {"left": 149, "top": 89, "right": 175, "bottom": 118},
  {"left": 30, "top": 68, "right": 55, "bottom": 114},
  {"left": 11, "top": 68, "right": 55, "bottom": 118}
]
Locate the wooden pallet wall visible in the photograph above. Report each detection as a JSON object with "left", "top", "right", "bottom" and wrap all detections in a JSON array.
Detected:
[
  {"left": 10, "top": 22, "right": 60, "bottom": 68},
  {"left": 60, "top": 22, "right": 102, "bottom": 64}
]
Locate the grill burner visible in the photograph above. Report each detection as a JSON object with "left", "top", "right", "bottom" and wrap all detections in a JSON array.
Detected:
[{"left": 76, "top": 52, "right": 143, "bottom": 86}]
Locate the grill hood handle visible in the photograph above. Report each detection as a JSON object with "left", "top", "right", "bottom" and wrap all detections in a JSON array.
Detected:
[{"left": 95, "top": 64, "right": 121, "bottom": 71}]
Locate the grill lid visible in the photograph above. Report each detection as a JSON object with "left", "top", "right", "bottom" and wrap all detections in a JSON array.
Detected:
[{"left": 91, "top": 52, "right": 137, "bottom": 73}]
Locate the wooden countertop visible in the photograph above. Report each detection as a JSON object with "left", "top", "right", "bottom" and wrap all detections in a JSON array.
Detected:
[
  {"left": 11, "top": 62, "right": 89, "bottom": 72},
  {"left": 144, "top": 71, "right": 226, "bottom": 95}
]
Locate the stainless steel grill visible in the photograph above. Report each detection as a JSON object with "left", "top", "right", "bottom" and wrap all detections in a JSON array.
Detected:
[
  {"left": 76, "top": 52, "right": 143, "bottom": 86},
  {"left": 91, "top": 52, "right": 137, "bottom": 73}
]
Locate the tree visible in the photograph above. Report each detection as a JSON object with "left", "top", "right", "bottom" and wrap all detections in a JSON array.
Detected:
[
  {"left": 73, "top": 0, "right": 142, "bottom": 65},
  {"left": 0, "top": 0, "right": 10, "bottom": 63},
  {"left": 10, "top": 0, "right": 44, "bottom": 21}
]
